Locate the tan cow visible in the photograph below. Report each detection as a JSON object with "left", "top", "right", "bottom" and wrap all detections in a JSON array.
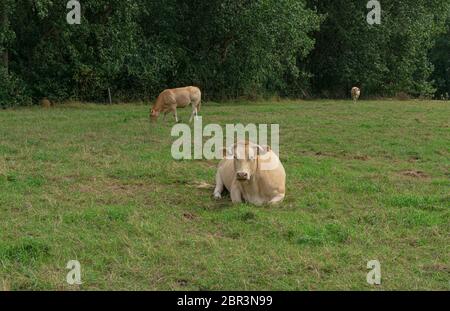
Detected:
[
  {"left": 150, "top": 86, "right": 201, "bottom": 123},
  {"left": 351, "top": 87, "right": 361, "bottom": 103},
  {"left": 213, "top": 141, "right": 286, "bottom": 205},
  {"left": 40, "top": 97, "right": 53, "bottom": 108}
]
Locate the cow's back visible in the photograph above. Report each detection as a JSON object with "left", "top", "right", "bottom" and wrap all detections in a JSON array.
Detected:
[
  {"left": 165, "top": 86, "right": 201, "bottom": 108},
  {"left": 255, "top": 151, "right": 286, "bottom": 199}
]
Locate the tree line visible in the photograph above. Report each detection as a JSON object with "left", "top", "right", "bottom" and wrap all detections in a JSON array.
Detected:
[{"left": 0, "top": 0, "right": 449, "bottom": 107}]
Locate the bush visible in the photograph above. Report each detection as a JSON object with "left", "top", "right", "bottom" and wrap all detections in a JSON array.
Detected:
[{"left": 0, "top": 68, "right": 31, "bottom": 108}]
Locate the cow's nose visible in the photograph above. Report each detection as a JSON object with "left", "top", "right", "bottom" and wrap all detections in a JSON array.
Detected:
[{"left": 236, "top": 172, "right": 248, "bottom": 179}]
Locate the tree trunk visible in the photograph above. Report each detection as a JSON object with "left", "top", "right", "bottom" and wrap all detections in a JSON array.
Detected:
[{"left": 0, "top": 1, "right": 8, "bottom": 72}]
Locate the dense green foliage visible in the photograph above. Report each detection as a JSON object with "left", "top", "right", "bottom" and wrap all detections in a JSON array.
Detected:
[
  {"left": 307, "top": 0, "right": 449, "bottom": 98},
  {"left": 430, "top": 17, "right": 450, "bottom": 99},
  {"left": 0, "top": 0, "right": 449, "bottom": 105}
]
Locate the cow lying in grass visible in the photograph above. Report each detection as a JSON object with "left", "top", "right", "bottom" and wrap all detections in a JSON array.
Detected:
[
  {"left": 150, "top": 86, "right": 201, "bottom": 123},
  {"left": 214, "top": 141, "right": 286, "bottom": 205},
  {"left": 351, "top": 87, "right": 361, "bottom": 103}
]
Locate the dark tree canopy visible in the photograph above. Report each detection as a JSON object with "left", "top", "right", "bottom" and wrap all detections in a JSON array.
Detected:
[
  {"left": 0, "top": 0, "right": 449, "bottom": 107},
  {"left": 430, "top": 17, "right": 450, "bottom": 98}
]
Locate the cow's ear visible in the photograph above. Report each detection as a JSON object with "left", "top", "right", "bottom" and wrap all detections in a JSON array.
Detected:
[{"left": 257, "top": 145, "right": 271, "bottom": 155}]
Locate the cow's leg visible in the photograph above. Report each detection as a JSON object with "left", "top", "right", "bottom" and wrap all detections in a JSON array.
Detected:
[
  {"left": 189, "top": 102, "right": 199, "bottom": 123},
  {"left": 213, "top": 172, "right": 224, "bottom": 199},
  {"left": 189, "top": 106, "right": 196, "bottom": 123},
  {"left": 163, "top": 111, "right": 168, "bottom": 121},
  {"left": 230, "top": 184, "right": 243, "bottom": 204},
  {"left": 172, "top": 107, "right": 179, "bottom": 123},
  {"left": 195, "top": 101, "right": 200, "bottom": 120},
  {"left": 268, "top": 194, "right": 285, "bottom": 205},
  {"left": 194, "top": 106, "right": 199, "bottom": 121}
]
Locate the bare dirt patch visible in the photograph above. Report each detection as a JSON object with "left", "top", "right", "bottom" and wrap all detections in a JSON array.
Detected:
[
  {"left": 189, "top": 181, "right": 214, "bottom": 189},
  {"left": 76, "top": 178, "right": 150, "bottom": 196},
  {"left": 183, "top": 212, "right": 198, "bottom": 221},
  {"left": 198, "top": 160, "right": 217, "bottom": 169},
  {"left": 400, "top": 170, "right": 429, "bottom": 178},
  {"left": 353, "top": 154, "right": 370, "bottom": 161},
  {"left": 421, "top": 264, "right": 449, "bottom": 273}
]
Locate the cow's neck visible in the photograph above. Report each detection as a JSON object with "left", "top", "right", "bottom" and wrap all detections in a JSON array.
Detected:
[
  {"left": 239, "top": 175, "right": 261, "bottom": 201},
  {"left": 152, "top": 94, "right": 165, "bottom": 112}
]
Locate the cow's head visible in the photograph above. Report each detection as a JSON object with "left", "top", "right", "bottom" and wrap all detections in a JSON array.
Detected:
[
  {"left": 224, "top": 141, "right": 271, "bottom": 182},
  {"left": 149, "top": 108, "right": 160, "bottom": 122}
]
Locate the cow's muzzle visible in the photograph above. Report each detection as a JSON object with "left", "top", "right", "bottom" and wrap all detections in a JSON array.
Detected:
[{"left": 236, "top": 172, "right": 250, "bottom": 181}]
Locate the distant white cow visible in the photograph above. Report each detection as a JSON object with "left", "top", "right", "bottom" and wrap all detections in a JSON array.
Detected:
[{"left": 351, "top": 87, "right": 361, "bottom": 103}]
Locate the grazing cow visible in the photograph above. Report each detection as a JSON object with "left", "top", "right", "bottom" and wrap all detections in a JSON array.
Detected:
[
  {"left": 351, "top": 87, "right": 361, "bottom": 103},
  {"left": 150, "top": 86, "right": 201, "bottom": 123},
  {"left": 40, "top": 98, "right": 52, "bottom": 108},
  {"left": 214, "top": 141, "right": 286, "bottom": 205}
]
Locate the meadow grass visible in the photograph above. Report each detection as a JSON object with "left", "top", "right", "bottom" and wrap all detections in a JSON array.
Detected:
[{"left": 0, "top": 99, "right": 448, "bottom": 290}]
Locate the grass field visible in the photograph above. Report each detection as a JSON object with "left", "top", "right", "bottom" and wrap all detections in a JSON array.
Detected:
[{"left": 0, "top": 100, "right": 449, "bottom": 290}]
